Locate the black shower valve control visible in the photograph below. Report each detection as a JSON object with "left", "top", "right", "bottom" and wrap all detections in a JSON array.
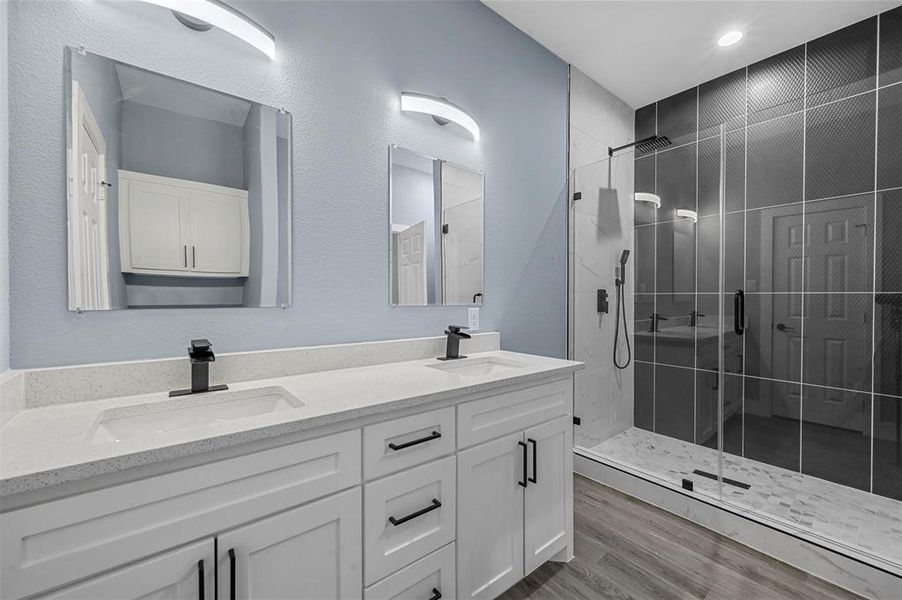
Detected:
[{"left": 597, "top": 289, "right": 609, "bottom": 314}]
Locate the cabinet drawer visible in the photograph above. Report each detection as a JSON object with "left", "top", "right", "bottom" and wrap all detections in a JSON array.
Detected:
[
  {"left": 0, "top": 430, "right": 361, "bottom": 600},
  {"left": 364, "top": 407, "right": 455, "bottom": 480},
  {"left": 457, "top": 379, "right": 571, "bottom": 448},
  {"left": 364, "top": 457, "right": 456, "bottom": 585},
  {"left": 365, "top": 543, "right": 455, "bottom": 600}
]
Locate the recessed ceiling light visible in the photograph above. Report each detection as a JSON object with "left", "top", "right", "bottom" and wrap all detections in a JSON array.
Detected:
[{"left": 718, "top": 30, "right": 744, "bottom": 47}]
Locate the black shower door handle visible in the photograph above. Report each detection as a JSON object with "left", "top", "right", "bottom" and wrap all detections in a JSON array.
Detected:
[{"left": 734, "top": 290, "right": 745, "bottom": 335}]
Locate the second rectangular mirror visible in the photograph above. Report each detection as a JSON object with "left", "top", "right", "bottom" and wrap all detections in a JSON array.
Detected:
[{"left": 390, "top": 146, "right": 484, "bottom": 306}]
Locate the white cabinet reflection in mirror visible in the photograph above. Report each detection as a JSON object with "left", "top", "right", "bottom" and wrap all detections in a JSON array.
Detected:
[
  {"left": 65, "top": 48, "right": 292, "bottom": 310},
  {"left": 119, "top": 171, "right": 249, "bottom": 278}
]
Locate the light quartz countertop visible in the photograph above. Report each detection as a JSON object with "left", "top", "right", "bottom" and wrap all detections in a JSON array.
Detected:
[{"left": 0, "top": 351, "right": 582, "bottom": 497}]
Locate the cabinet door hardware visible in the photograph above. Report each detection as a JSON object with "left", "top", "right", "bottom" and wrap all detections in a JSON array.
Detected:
[
  {"left": 228, "top": 548, "right": 236, "bottom": 600},
  {"left": 196, "top": 560, "right": 204, "bottom": 600},
  {"left": 192, "top": 246, "right": 197, "bottom": 268},
  {"left": 388, "top": 431, "right": 441, "bottom": 451},
  {"left": 428, "top": 588, "right": 442, "bottom": 600},
  {"left": 388, "top": 498, "right": 442, "bottom": 526},
  {"left": 527, "top": 438, "right": 537, "bottom": 484},
  {"left": 518, "top": 440, "right": 528, "bottom": 488},
  {"left": 184, "top": 245, "right": 188, "bottom": 268}
]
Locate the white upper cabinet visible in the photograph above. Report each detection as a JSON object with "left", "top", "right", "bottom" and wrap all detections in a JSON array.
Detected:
[{"left": 119, "top": 170, "right": 249, "bottom": 278}]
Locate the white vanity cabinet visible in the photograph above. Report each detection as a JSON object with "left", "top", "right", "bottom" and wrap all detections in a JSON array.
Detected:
[
  {"left": 35, "top": 538, "right": 215, "bottom": 600},
  {"left": 1, "top": 374, "right": 574, "bottom": 600},
  {"left": 119, "top": 170, "right": 250, "bottom": 277},
  {"left": 456, "top": 382, "right": 573, "bottom": 599},
  {"left": 217, "top": 489, "right": 363, "bottom": 600}
]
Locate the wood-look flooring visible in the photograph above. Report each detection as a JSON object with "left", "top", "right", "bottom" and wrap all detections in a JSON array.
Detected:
[{"left": 498, "top": 475, "right": 862, "bottom": 600}]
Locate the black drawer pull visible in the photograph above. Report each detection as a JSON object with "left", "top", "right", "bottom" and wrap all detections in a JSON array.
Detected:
[
  {"left": 388, "top": 499, "right": 441, "bottom": 526},
  {"left": 528, "top": 438, "right": 537, "bottom": 484},
  {"left": 428, "top": 588, "right": 442, "bottom": 600},
  {"left": 388, "top": 431, "right": 441, "bottom": 451},
  {"left": 518, "top": 441, "right": 528, "bottom": 487},
  {"left": 197, "top": 560, "right": 204, "bottom": 600},
  {"left": 228, "top": 548, "right": 236, "bottom": 600}
]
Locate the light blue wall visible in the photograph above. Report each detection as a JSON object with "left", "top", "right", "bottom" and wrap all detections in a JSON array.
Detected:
[
  {"left": 8, "top": 0, "right": 569, "bottom": 368},
  {"left": 121, "top": 102, "right": 245, "bottom": 189},
  {"left": 0, "top": 0, "right": 8, "bottom": 372}
]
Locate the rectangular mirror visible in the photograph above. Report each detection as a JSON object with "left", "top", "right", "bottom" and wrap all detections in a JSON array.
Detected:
[
  {"left": 65, "top": 48, "right": 291, "bottom": 310},
  {"left": 389, "top": 146, "right": 484, "bottom": 306}
]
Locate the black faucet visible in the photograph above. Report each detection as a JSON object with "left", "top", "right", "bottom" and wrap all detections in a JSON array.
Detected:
[
  {"left": 169, "top": 339, "right": 229, "bottom": 397},
  {"left": 437, "top": 325, "right": 471, "bottom": 361},
  {"left": 649, "top": 313, "right": 669, "bottom": 333}
]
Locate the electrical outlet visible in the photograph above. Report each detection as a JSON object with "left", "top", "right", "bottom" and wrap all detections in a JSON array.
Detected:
[{"left": 468, "top": 307, "right": 480, "bottom": 331}]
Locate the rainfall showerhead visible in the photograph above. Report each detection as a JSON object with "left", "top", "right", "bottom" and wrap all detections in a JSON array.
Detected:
[
  {"left": 635, "top": 135, "right": 672, "bottom": 155},
  {"left": 608, "top": 135, "right": 672, "bottom": 157}
]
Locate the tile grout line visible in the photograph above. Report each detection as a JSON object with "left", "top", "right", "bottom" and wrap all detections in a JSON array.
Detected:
[
  {"left": 694, "top": 85, "right": 699, "bottom": 447},
  {"left": 870, "top": 13, "right": 880, "bottom": 495},
  {"left": 742, "top": 64, "right": 749, "bottom": 460},
  {"left": 799, "top": 41, "right": 808, "bottom": 476}
]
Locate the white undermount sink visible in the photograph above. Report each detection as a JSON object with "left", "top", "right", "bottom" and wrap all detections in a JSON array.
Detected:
[
  {"left": 426, "top": 356, "right": 524, "bottom": 377},
  {"left": 88, "top": 386, "right": 304, "bottom": 444}
]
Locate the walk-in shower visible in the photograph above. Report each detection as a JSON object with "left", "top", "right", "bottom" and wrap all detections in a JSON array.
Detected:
[{"left": 571, "top": 6, "right": 901, "bottom": 580}]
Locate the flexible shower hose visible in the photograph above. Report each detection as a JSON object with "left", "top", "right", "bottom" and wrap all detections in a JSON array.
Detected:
[{"left": 613, "top": 278, "right": 631, "bottom": 370}]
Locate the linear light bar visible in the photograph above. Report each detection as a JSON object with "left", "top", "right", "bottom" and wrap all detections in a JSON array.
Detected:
[
  {"left": 141, "top": 0, "right": 275, "bottom": 59},
  {"left": 401, "top": 92, "right": 480, "bottom": 141},
  {"left": 633, "top": 192, "right": 661, "bottom": 208},
  {"left": 676, "top": 209, "right": 698, "bottom": 223}
]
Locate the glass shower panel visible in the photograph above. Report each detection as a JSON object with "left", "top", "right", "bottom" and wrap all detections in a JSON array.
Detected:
[{"left": 570, "top": 151, "right": 636, "bottom": 452}]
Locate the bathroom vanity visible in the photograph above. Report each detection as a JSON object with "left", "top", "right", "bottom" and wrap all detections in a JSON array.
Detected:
[{"left": 0, "top": 335, "right": 582, "bottom": 600}]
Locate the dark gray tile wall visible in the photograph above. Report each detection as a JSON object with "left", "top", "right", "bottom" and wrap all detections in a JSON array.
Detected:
[{"left": 632, "top": 7, "right": 901, "bottom": 501}]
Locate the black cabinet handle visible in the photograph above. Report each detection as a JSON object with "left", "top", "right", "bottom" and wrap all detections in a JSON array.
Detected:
[
  {"left": 428, "top": 588, "right": 442, "bottom": 600},
  {"left": 388, "top": 431, "right": 441, "bottom": 451},
  {"left": 733, "top": 290, "right": 745, "bottom": 335},
  {"left": 192, "top": 246, "right": 197, "bottom": 268},
  {"left": 527, "top": 438, "right": 537, "bottom": 484},
  {"left": 197, "top": 560, "right": 204, "bottom": 600},
  {"left": 389, "top": 499, "right": 441, "bottom": 526},
  {"left": 228, "top": 548, "right": 236, "bottom": 600},
  {"left": 518, "top": 441, "right": 528, "bottom": 487}
]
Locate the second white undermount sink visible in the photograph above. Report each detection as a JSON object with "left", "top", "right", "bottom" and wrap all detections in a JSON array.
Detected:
[
  {"left": 426, "top": 356, "right": 524, "bottom": 377},
  {"left": 88, "top": 386, "right": 304, "bottom": 444}
]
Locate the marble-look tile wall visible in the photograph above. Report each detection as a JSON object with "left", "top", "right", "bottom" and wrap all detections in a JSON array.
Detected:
[
  {"left": 632, "top": 6, "right": 902, "bottom": 501},
  {"left": 568, "top": 67, "right": 635, "bottom": 448}
]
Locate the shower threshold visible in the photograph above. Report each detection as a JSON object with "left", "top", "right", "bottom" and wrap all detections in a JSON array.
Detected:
[{"left": 578, "top": 428, "right": 902, "bottom": 577}]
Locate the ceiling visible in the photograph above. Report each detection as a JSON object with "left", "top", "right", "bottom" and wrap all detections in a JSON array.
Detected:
[
  {"left": 484, "top": 1, "right": 898, "bottom": 108},
  {"left": 115, "top": 63, "right": 252, "bottom": 127}
]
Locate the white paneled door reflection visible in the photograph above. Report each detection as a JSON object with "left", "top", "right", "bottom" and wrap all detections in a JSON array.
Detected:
[
  {"left": 397, "top": 221, "right": 428, "bottom": 306},
  {"left": 69, "top": 82, "right": 111, "bottom": 311}
]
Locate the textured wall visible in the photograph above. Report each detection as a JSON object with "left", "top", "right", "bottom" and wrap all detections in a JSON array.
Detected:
[
  {"left": 8, "top": 0, "right": 568, "bottom": 367},
  {"left": 632, "top": 7, "right": 901, "bottom": 500},
  {"left": 0, "top": 0, "right": 8, "bottom": 373},
  {"left": 568, "top": 67, "right": 635, "bottom": 449}
]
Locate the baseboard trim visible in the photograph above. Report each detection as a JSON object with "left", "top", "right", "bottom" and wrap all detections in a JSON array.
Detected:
[{"left": 574, "top": 451, "right": 901, "bottom": 600}]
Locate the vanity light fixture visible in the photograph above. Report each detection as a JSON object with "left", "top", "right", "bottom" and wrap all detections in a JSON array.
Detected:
[
  {"left": 401, "top": 92, "right": 480, "bottom": 141},
  {"left": 634, "top": 192, "right": 662, "bottom": 208},
  {"left": 140, "top": 0, "right": 276, "bottom": 59},
  {"left": 718, "top": 30, "right": 744, "bottom": 47},
  {"left": 676, "top": 208, "right": 698, "bottom": 223}
]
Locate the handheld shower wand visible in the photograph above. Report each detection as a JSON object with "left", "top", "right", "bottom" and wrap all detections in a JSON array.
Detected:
[{"left": 614, "top": 250, "right": 632, "bottom": 370}]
